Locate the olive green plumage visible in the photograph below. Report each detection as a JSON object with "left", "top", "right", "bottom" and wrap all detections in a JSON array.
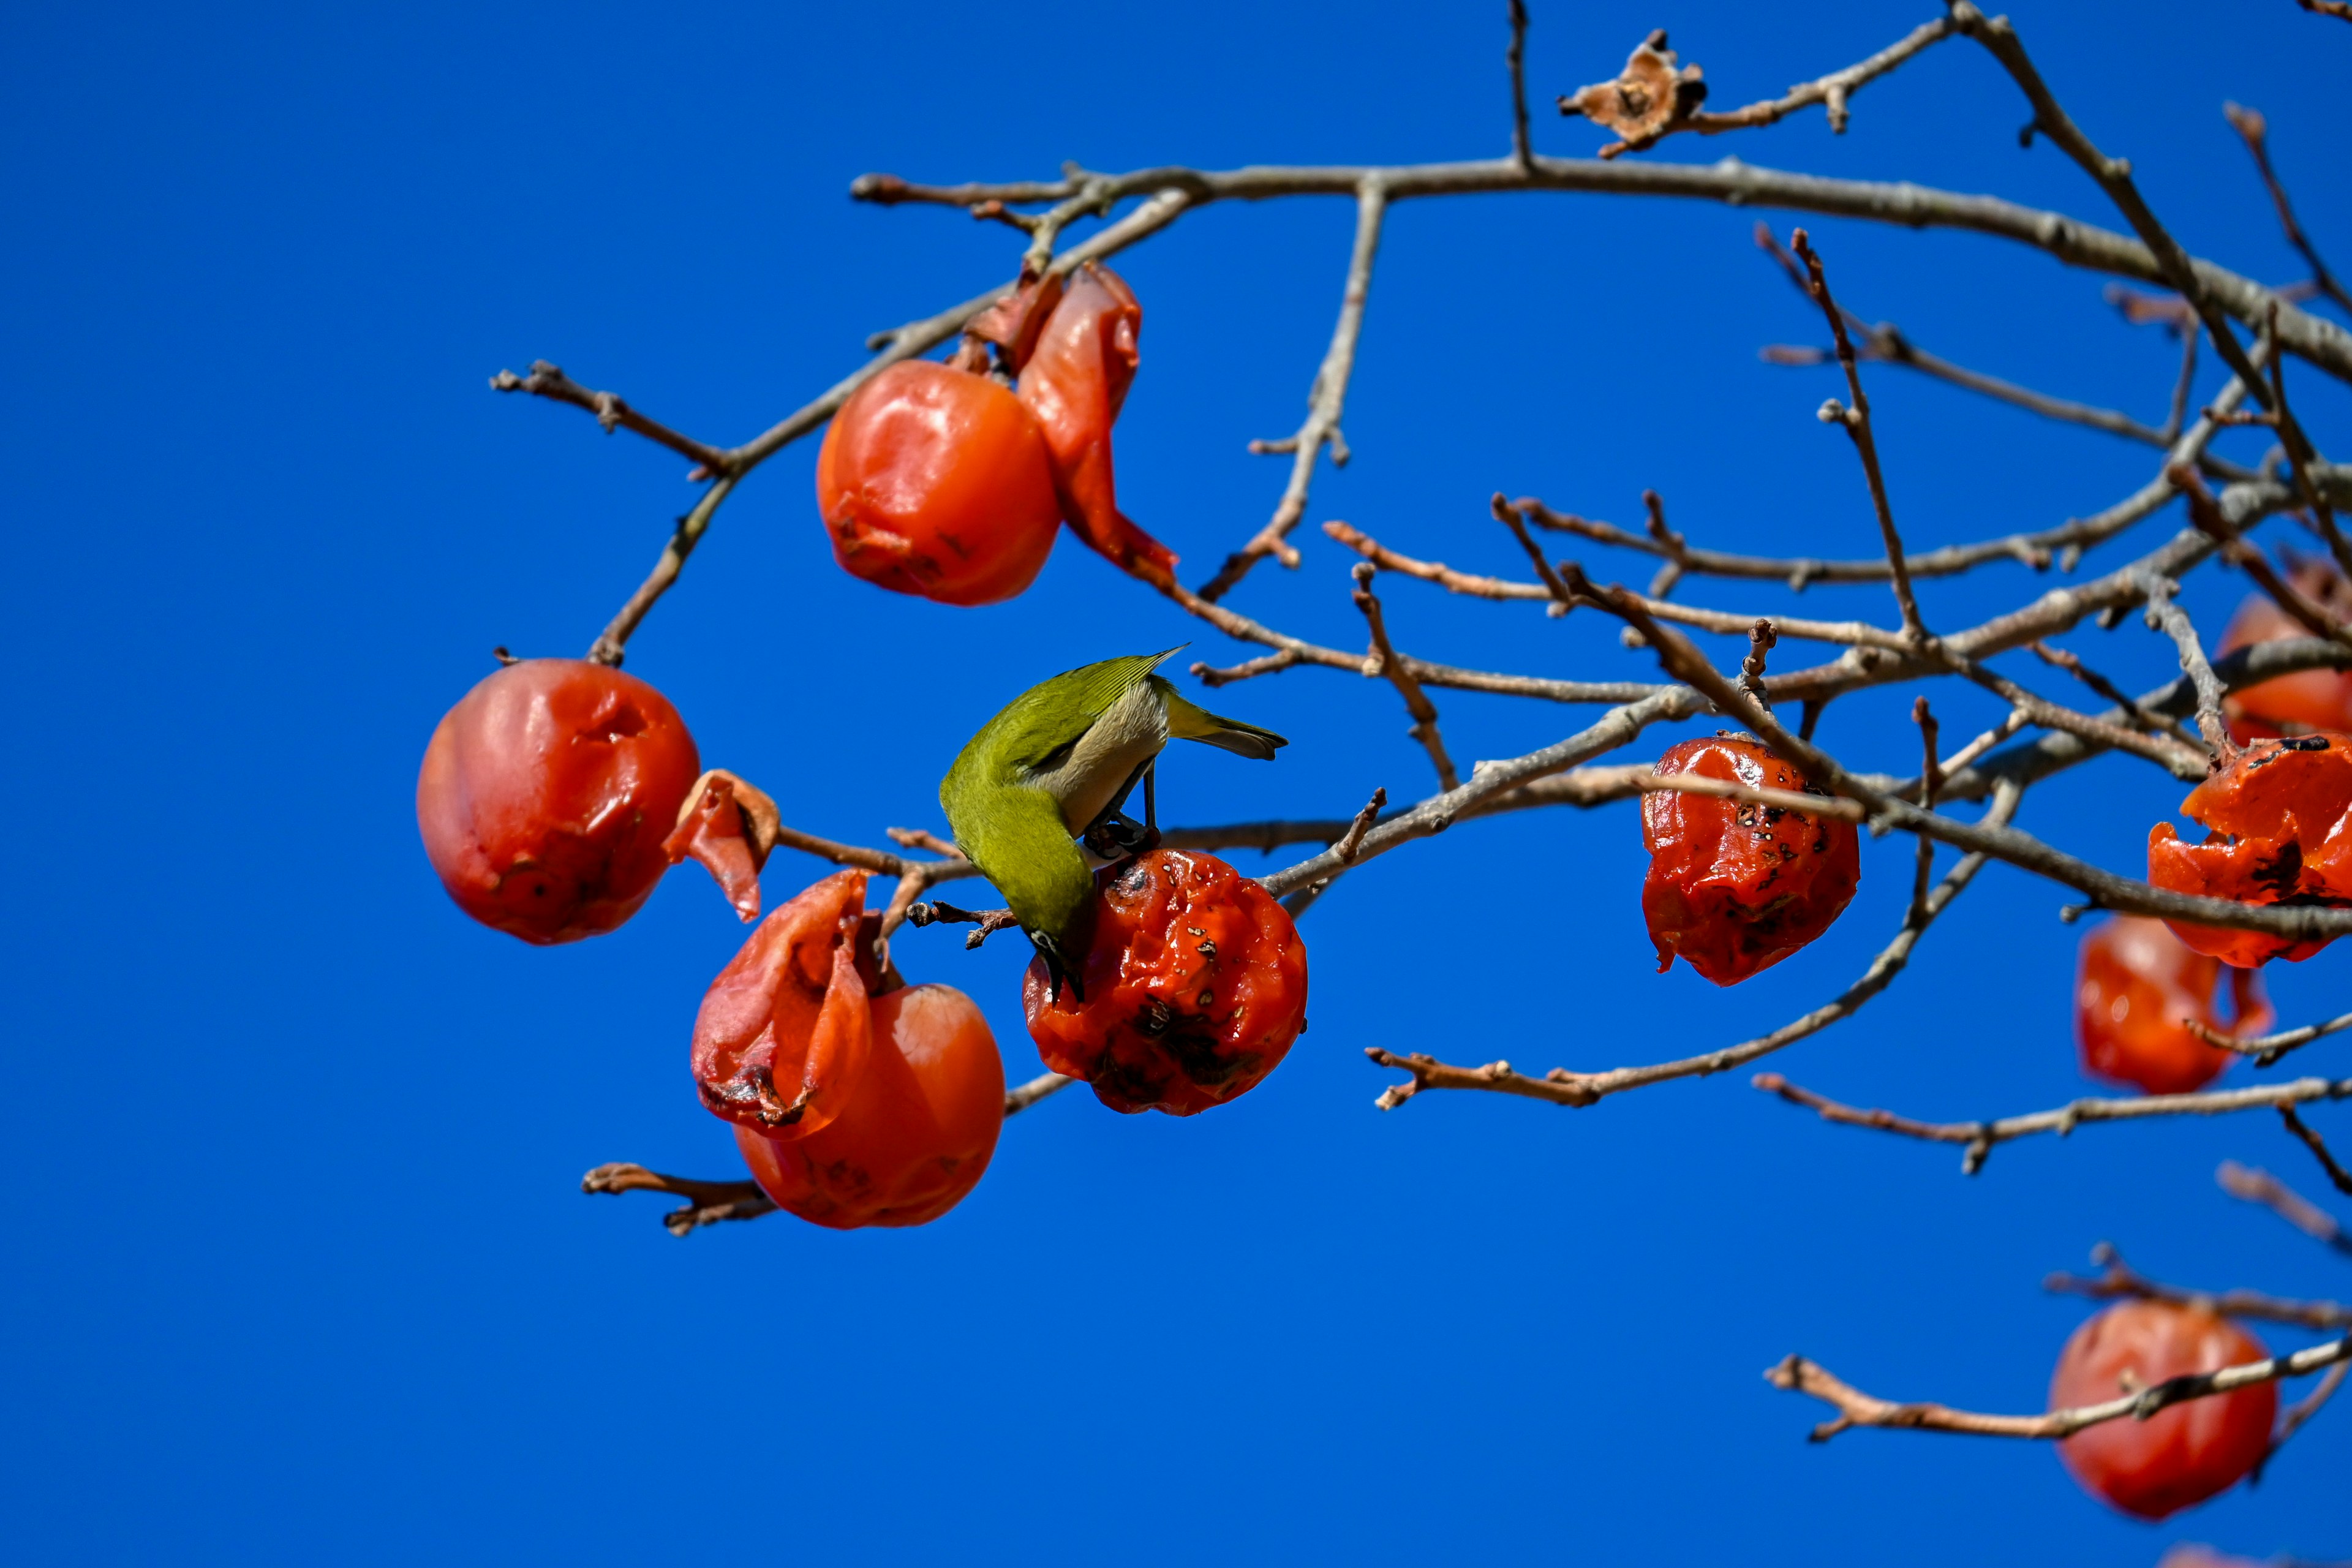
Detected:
[{"left": 939, "top": 649, "right": 1286, "bottom": 993}]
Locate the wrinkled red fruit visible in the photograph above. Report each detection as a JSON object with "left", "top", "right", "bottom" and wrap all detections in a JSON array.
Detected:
[
  {"left": 2075, "top": 916, "right": 2271, "bottom": 1094},
  {"left": 2147, "top": 733, "right": 2352, "bottom": 967},
  {"left": 1642, "top": 733, "right": 1861, "bottom": 986},
  {"left": 691, "top": 870, "right": 872, "bottom": 1138},
  {"left": 1017, "top": 263, "right": 1178, "bottom": 580},
  {"left": 734, "top": 982, "right": 1005, "bottom": 1229},
  {"left": 416, "top": 658, "right": 700, "bottom": 944},
  {"left": 2218, "top": 561, "right": 2352, "bottom": 742},
  {"left": 1023, "top": 848, "right": 1307, "bottom": 1116},
  {"left": 2051, "top": 1301, "right": 2277, "bottom": 1520},
  {"left": 815, "top": 359, "right": 1063, "bottom": 605}
]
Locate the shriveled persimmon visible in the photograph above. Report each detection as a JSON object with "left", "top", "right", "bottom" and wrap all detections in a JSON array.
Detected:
[
  {"left": 2075, "top": 916, "right": 2270, "bottom": 1095},
  {"left": 1642, "top": 733, "right": 1860, "bottom": 986},
  {"left": 416, "top": 658, "right": 701, "bottom": 944},
  {"left": 815, "top": 358, "right": 1063, "bottom": 605},
  {"left": 2051, "top": 1300, "right": 2277, "bottom": 1520},
  {"left": 1017, "top": 262, "right": 1178, "bottom": 580},
  {"left": 690, "top": 869, "right": 872, "bottom": 1137},
  {"left": 2218, "top": 560, "right": 2352, "bottom": 742},
  {"left": 2147, "top": 733, "right": 2352, "bottom": 966},
  {"left": 734, "top": 981, "right": 1005, "bottom": 1229},
  {"left": 663, "top": 768, "right": 781, "bottom": 922},
  {"left": 1023, "top": 848, "right": 1306, "bottom": 1116}
]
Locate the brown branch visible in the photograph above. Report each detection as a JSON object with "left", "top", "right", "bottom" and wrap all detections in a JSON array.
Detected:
[
  {"left": 2173, "top": 466, "right": 2352, "bottom": 653},
  {"left": 2045, "top": 1243, "right": 2352, "bottom": 1332},
  {"left": 581, "top": 1163, "right": 777, "bottom": 1237},
  {"left": 2219, "top": 1161, "right": 2352, "bottom": 1258},
  {"left": 2188, "top": 1009, "right": 2352, "bottom": 1068},
  {"left": 2028, "top": 639, "right": 2197, "bottom": 745},
  {"left": 1506, "top": 0, "right": 1532, "bottom": 168},
  {"left": 1789, "top": 228, "right": 1926, "bottom": 640},
  {"left": 905, "top": 900, "right": 1022, "bottom": 949},
  {"left": 1909, "top": 698, "right": 1939, "bottom": 921},
  {"left": 2132, "top": 570, "right": 2236, "bottom": 761},
  {"left": 2223, "top": 102, "right": 2350, "bottom": 315},
  {"left": 1350, "top": 564, "right": 1459, "bottom": 791},
  {"left": 1281, "top": 786, "right": 1389, "bottom": 919},
  {"left": 1754, "top": 1070, "right": 2352, "bottom": 1175},
  {"left": 1686, "top": 15, "right": 1958, "bottom": 139},
  {"left": 1006, "top": 1071, "right": 1076, "bottom": 1115},
  {"left": 1365, "top": 780, "right": 2018, "bottom": 1113},
  {"left": 2278, "top": 1106, "right": 2352, "bottom": 1196},
  {"left": 491, "top": 361, "right": 736, "bottom": 476},
  {"left": 1197, "top": 175, "right": 1387, "bottom": 600},
  {"left": 1765, "top": 1335, "right": 2352, "bottom": 1443},
  {"left": 2299, "top": 0, "right": 2352, "bottom": 19}
]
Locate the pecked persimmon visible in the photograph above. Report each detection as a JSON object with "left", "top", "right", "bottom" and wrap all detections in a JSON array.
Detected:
[
  {"left": 1023, "top": 847, "right": 1307, "bottom": 1116},
  {"left": 1016, "top": 262, "right": 1178, "bottom": 580},
  {"left": 815, "top": 359, "right": 1063, "bottom": 605},
  {"left": 2075, "top": 916, "right": 2270, "bottom": 1095},
  {"left": 690, "top": 869, "right": 872, "bottom": 1137},
  {"left": 734, "top": 981, "right": 1005, "bottom": 1229},
  {"left": 2051, "top": 1300, "right": 2277, "bottom": 1520},
  {"left": 2147, "top": 733, "right": 2352, "bottom": 967},
  {"left": 1642, "top": 733, "right": 1860, "bottom": 986},
  {"left": 416, "top": 658, "right": 700, "bottom": 944},
  {"left": 663, "top": 769, "right": 780, "bottom": 922},
  {"left": 2218, "top": 560, "right": 2352, "bottom": 742}
]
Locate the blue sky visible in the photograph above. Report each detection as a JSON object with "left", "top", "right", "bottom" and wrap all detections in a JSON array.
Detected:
[{"left": 5, "top": 2, "right": 2349, "bottom": 1562}]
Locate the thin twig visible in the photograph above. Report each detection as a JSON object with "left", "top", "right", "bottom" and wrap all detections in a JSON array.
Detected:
[
  {"left": 491, "top": 361, "right": 736, "bottom": 476},
  {"left": 1006, "top": 1072, "right": 1077, "bottom": 1116},
  {"left": 1197, "top": 175, "right": 1388, "bottom": 600},
  {"left": 1789, "top": 228, "right": 1926, "bottom": 640},
  {"left": 1351, "top": 564, "right": 1459, "bottom": 791},
  {"left": 2133, "top": 570, "right": 2236, "bottom": 760},
  {"left": 1281, "top": 786, "right": 1389, "bottom": 919},
  {"left": 2218, "top": 1161, "right": 2352, "bottom": 1258},
  {"left": 1506, "top": 0, "right": 1532, "bottom": 168},
  {"left": 2188, "top": 1011, "right": 2352, "bottom": 1068},
  {"left": 2045, "top": 1243, "right": 2352, "bottom": 1332},
  {"left": 1754, "top": 1071, "right": 2352, "bottom": 1175},
  {"left": 2278, "top": 1106, "right": 2352, "bottom": 1196},
  {"left": 581, "top": 1164, "right": 777, "bottom": 1237},
  {"left": 1765, "top": 1335, "right": 2352, "bottom": 1443},
  {"left": 2223, "top": 102, "right": 2350, "bottom": 315},
  {"left": 1910, "top": 698, "right": 1939, "bottom": 922}
]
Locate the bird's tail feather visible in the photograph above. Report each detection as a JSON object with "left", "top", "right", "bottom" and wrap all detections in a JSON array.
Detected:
[{"left": 1159, "top": 682, "right": 1287, "bottom": 760}]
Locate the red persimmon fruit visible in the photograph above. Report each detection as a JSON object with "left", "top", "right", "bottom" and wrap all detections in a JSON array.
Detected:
[
  {"left": 416, "top": 658, "right": 701, "bottom": 944},
  {"left": 2147, "top": 733, "right": 2352, "bottom": 967},
  {"left": 1023, "top": 848, "right": 1308, "bottom": 1116},
  {"left": 1642, "top": 733, "right": 1861, "bottom": 986},
  {"left": 734, "top": 981, "right": 1005, "bottom": 1229},
  {"left": 690, "top": 869, "right": 872, "bottom": 1137},
  {"left": 2074, "top": 916, "right": 2271, "bottom": 1094},
  {"left": 814, "top": 359, "right": 1063, "bottom": 605},
  {"left": 2050, "top": 1300, "right": 2277, "bottom": 1520},
  {"left": 1016, "top": 263, "right": 1178, "bottom": 580},
  {"left": 2218, "top": 561, "right": 2352, "bottom": 742}
]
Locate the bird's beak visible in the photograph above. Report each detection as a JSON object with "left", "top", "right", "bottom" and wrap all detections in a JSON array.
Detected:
[{"left": 1031, "top": 931, "right": 1086, "bottom": 1005}]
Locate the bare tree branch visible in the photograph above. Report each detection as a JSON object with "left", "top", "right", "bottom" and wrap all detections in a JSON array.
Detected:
[{"left": 2219, "top": 1161, "right": 2352, "bottom": 1258}]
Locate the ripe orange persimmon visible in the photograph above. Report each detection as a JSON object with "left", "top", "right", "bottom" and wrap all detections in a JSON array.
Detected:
[
  {"left": 815, "top": 358, "right": 1063, "bottom": 605},
  {"left": 734, "top": 981, "right": 1005, "bottom": 1229},
  {"left": 2147, "top": 733, "right": 2352, "bottom": 966},
  {"left": 1017, "top": 262, "right": 1178, "bottom": 579},
  {"left": 690, "top": 869, "right": 872, "bottom": 1138},
  {"left": 1023, "top": 848, "right": 1307, "bottom": 1116},
  {"left": 2051, "top": 1301, "right": 2277, "bottom": 1520},
  {"left": 2218, "top": 561, "right": 2352, "bottom": 742},
  {"left": 416, "top": 658, "right": 701, "bottom": 944},
  {"left": 1642, "top": 733, "right": 1861, "bottom": 986},
  {"left": 2075, "top": 916, "right": 2270, "bottom": 1094}
]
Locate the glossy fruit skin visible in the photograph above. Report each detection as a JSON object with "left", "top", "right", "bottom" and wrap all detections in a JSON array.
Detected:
[
  {"left": 2051, "top": 1301, "right": 2277, "bottom": 1520},
  {"left": 2147, "top": 733, "right": 2352, "bottom": 966},
  {"left": 2218, "top": 562, "right": 2352, "bottom": 742},
  {"left": 815, "top": 360, "right": 1063, "bottom": 605},
  {"left": 1642, "top": 734, "right": 1861, "bottom": 986},
  {"left": 1023, "top": 848, "right": 1307, "bottom": 1116},
  {"left": 416, "top": 658, "right": 701, "bottom": 944},
  {"left": 690, "top": 870, "right": 872, "bottom": 1138},
  {"left": 734, "top": 982, "right": 1005, "bottom": 1229},
  {"left": 1016, "top": 263, "right": 1178, "bottom": 579},
  {"left": 2075, "top": 916, "right": 2271, "bottom": 1094}
]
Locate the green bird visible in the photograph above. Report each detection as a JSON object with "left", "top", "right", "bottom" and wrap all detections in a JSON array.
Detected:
[{"left": 940, "top": 649, "right": 1286, "bottom": 1000}]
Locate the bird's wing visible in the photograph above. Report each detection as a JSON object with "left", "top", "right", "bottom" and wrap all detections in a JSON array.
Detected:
[
  {"left": 985, "top": 649, "right": 1183, "bottom": 777},
  {"left": 1154, "top": 676, "right": 1288, "bottom": 761}
]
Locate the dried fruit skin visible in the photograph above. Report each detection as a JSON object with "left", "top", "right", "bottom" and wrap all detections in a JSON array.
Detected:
[
  {"left": 2147, "top": 733, "right": 2352, "bottom": 966},
  {"left": 415, "top": 658, "right": 701, "bottom": 944},
  {"left": 2217, "top": 562, "right": 2352, "bottom": 742},
  {"left": 690, "top": 870, "right": 872, "bottom": 1138},
  {"left": 2074, "top": 916, "right": 2270, "bottom": 1095},
  {"left": 1023, "top": 848, "right": 1306, "bottom": 1116},
  {"left": 2051, "top": 1301, "right": 2276, "bottom": 1520},
  {"left": 734, "top": 983, "right": 1005, "bottom": 1229},
  {"left": 663, "top": 771, "right": 769, "bottom": 922},
  {"left": 1641, "top": 734, "right": 1860, "bottom": 986},
  {"left": 1016, "top": 263, "right": 1178, "bottom": 579},
  {"left": 815, "top": 360, "right": 1063, "bottom": 606}
]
